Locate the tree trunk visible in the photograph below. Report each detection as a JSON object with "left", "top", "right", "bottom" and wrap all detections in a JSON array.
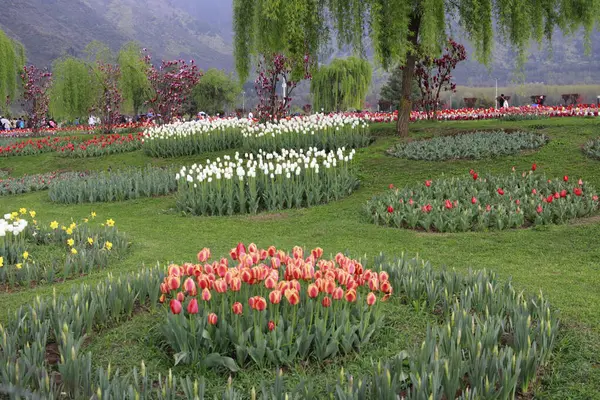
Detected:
[
  {"left": 396, "top": 15, "right": 421, "bottom": 137},
  {"left": 396, "top": 57, "right": 415, "bottom": 137}
]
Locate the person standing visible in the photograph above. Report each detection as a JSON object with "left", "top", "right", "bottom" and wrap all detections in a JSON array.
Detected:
[{"left": 0, "top": 116, "right": 11, "bottom": 131}]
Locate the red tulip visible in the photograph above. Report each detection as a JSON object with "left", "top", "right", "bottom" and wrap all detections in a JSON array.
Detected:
[
  {"left": 264, "top": 275, "right": 277, "bottom": 289},
  {"left": 183, "top": 277, "right": 197, "bottom": 296},
  {"left": 332, "top": 286, "right": 344, "bottom": 300},
  {"left": 201, "top": 288, "right": 212, "bottom": 301},
  {"left": 232, "top": 302, "right": 243, "bottom": 315},
  {"left": 554, "top": 192, "right": 560, "bottom": 199},
  {"left": 207, "top": 313, "right": 218, "bottom": 325},
  {"left": 380, "top": 280, "right": 393, "bottom": 294},
  {"left": 389, "top": 183, "right": 395, "bottom": 189},
  {"left": 285, "top": 289, "right": 300, "bottom": 306},
  {"left": 563, "top": 176, "right": 569, "bottom": 182},
  {"left": 536, "top": 205, "right": 543, "bottom": 214},
  {"left": 255, "top": 296, "right": 267, "bottom": 311},
  {"left": 344, "top": 289, "right": 357, "bottom": 303},
  {"left": 307, "top": 283, "right": 319, "bottom": 298},
  {"left": 593, "top": 195, "right": 599, "bottom": 201},
  {"left": 197, "top": 247, "right": 211, "bottom": 263},
  {"left": 515, "top": 199, "right": 520, "bottom": 205},
  {"left": 159, "top": 294, "right": 166, "bottom": 303},
  {"left": 532, "top": 163, "right": 537, "bottom": 171},
  {"left": 269, "top": 290, "right": 282, "bottom": 304},
  {"left": 471, "top": 197, "right": 477, "bottom": 204},
  {"left": 578, "top": 179, "right": 583, "bottom": 186},
  {"left": 187, "top": 298, "right": 199, "bottom": 314},
  {"left": 366, "top": 292, "right": 377, "bottom": 306},
  {"left": 176, "top": 291, "right": 185, "bottom": 302},
  {"left": 425, "top": 180, "right": 432, "bottom": 187},
  {"left": 167, "top": 276, "right": 180, "bottom": 291},
  {"left": 268, "top": 320, "right": 275, "bottom": 331},
  {"left": 560, "top": 190, "right": 567, "bottom": 198},
  {"left": 444, "top": 199, "right": 452, "bottom": 209},
  {"left": 322, "top": 296, "right": 332, "bottom": 308},
  {"left": 497, "top": 188, "right": 504, "bottom": 195},
  {"left": 170, "top": 299, "right": 182, "bottom": 314},
  {"left": 469, "top": 169, "right": 474, "bottom": 175},
  {"left": 574, "top": 187, "right": 582, "bottom": 196},
  {"left": 532, "top": 188, "right": 537, "bottom": 195},
  {"left": 472, "top": 173, "right": 478, "bottom": 180},
  {"left": 546, "top": 195, "right": 554, "bottom": 203},
  {"left": 387, "top": 206, "right": 394, "bottom": 213}
]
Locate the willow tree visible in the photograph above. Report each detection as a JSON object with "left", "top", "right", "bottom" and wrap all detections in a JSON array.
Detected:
[
  {"left": 311, "top": 57, "right": 372, "bottom": 112},
  {"left": 49, "top": 56, "right": 96, "bottom": 121},
  {"left": 118, "top": 42, "right": 150, "bottom": 115},
  {"left": 0, "top": 28, "right": 25, "bottom": 114},
  {"left": 233, "top": 0, "right": 599, "bottom": 136}
]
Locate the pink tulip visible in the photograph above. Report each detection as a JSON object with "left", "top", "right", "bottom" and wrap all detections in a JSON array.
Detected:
[
  {"left": 187, "top": 298, "right": 198, "bottom": 314},
  {"left": 170, "top": 299, "right": 182, "bottom": 314}
]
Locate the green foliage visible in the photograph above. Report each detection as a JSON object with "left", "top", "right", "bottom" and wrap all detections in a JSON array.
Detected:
[
  {"left": 366, "top": 169, "right": 600, "bottom": 232},
  {"left": 48, "top": 166, "right": 177, "bottom": 204},
  {"left": 379, "top": 65, "right": 420, "bottom": 110},
  {"left": 0, "top": 171, "right": 86, "bottom": 196},
  {"left": 192, "top": 68, "right": 241, "bottom": 115},
  {"left": 176, "top": 148, "right": 359, "bottom": 216},
  {"left": 388, "top": 130, "right": 549, "bottom": 161},
  {"left": 118, "top": 42, "right": 150, "bottom": 115},
  {"left": 49, "top": 57, "right": 96, "bottom": 121},
  {"left": 583, "top": 137, "right": 600, "bottom": 160},
  {"left": 0, "top": 28, "right": 25, "bottom": 115},
  {"left": 311, "top": 57, "right": 372, "bottom": 112},
  {"left": 500, "top": 114, "right": 550, "bottom": 121}
]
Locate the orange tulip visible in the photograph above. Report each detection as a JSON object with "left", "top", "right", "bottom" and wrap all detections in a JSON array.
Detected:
[
  {"left": 307, "top": 283, "right": 319, "bottom": 298},
  {"left": 268, "top": 320, "right": 276, "bottom": 331},
  {"left": 322, "top": 296, "right": 332, "bottom": 308},
  {"left": 184, "top": 277, "right": 197, "bottom": 296},
  {"left": 311, "top": 247, "right": 323, "bottom": 259},
  {"left": 255, "top": 296, "right": 267, "bottom": 311},
  {"left": 168, "top": 264, "right": 182, "bottom": 277},
  {"left": 264, "top": 275, "right": 277, "bottom": 290},
  {"left": 325, "top": 278, "right": 337, "bottom": 294},
  {"left": 187, "top": 298, "right": 199, "bottom": 314},
  {"left": 160, "top": 282, "right": 168, "bottom": 294},
  {"left": 232, "top": 302, "right": 243, "bottom": 315},
  {"left": 214, "top": 279, "right": 228, "bottom": 293},
  {"left": 248, "top": 296, "right": 256, "bottom": 309},
  {"left": 379, "top": 271, "right": 389, "bottom": 282},
  {"left": 267, "top": 245, "right": 277, "bottom": 257},
  {"left": 284, "top": 288, "right": 300, "bottom": 306},
  {"left": 217, "top": 264, "right": 228, "bottom": 278},
  {"left": 269, "top": 290, "right": 282, "bottom": 304},
  {"left": 332, "top": 287, "right": 344, "bottom": 300},
  {"left": 197, "top": 247, "right": 211, "bottom": 263},
  {"left": 230, "top": 277, "right": 242, "bottom": 292},
  {"left": 167, "top": 276, "right": 180, "bottom": 291},
  {"left": 248, "top": 243, "right": 258, "bottom": 253},
  {"left": 159, "top": 294, "right": 166, "bottom": 303},
  {"left": 366, "top": 292, "right": 377, "bottom": 306},
  {"left": 170, "top": 299, "right": 182, "bottom": 314},
  {"left": 201, "top": 288, "right": 212, "bottom": 301},
  {"left": 207, "top": 313, "right": 218, "bottom": 325},
  {"left": 344, "top": 289, "right": 357, "bottom": 303},
  {"left": 176, "top": 291, "right": 185, "bottom": 302},
  {"left": 259, "top": 249, "right": 268, "bottom": 260},
  {"left": 380, "top": 281, "right": 393, "bottom": 294}
]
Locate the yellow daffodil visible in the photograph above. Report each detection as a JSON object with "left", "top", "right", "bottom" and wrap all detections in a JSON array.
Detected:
[
  {"left": 67, "top": 238, "right": 75, "bottom": 247},
  {"left": 87, "top": 237, "right": 94, "bottom": 245},
  {"left": 61, "top": 226, "right": 66, "bottom": 231},
  {"left": 19, "top": 208, "right": 26, "bottom": 215},
  {"left": 106, "top": 218, "right": 115, "bottom": 227},
  {"left": 104, "top": 241, "right": 113, "bottom": 251},
  {"left": 66, "top": 228, "right": 73, "bottom": 235},
  {"left": 22, "top": 251, "right": 29, "bottom": 260},
  {"left": 50, "top": 221, "right": 59, "bottom": 229},
  {"left": 33, "top": 220, "right": 37, "bottom": 225},
  {"left": 69, "top": 222, "right": 76, "bottom": 230},
  {"left": 16, "top": 263, "right": 22, "bottom": 269},
  {"left": 0, "top": 256, "right": 3, "bottom": 268},
  {"left": 83, "top": 218, "right": 89, "bottom": 223},
  {"left": 29, "top": 210, "right": 36, "bottom": 218},
  {"left": 91, "top": 212, "right": 97, "bottom": 218},
  {"left": 10, "top": 211, "right": 18, "bottom": 219},
  {"left": 71, "top": 248, "right": 78, "bottom": 255}
]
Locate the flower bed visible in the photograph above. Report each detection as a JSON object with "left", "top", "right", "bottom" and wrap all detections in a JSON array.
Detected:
[
  {"left": 49, "top": 166, "right": 177, "bottom": 204},
  {"left": 0, "top": 209, "right": 129, "bottom": 286},
  {"left": 366, "top": 167, "right": 600, "bottom": 232},
  {"left": 0, "top": 171, "right": 87, "bottom": 196},
  {"left": 142, "top": 114, "right": 371, "bottom": 158},
  {"left": 583, "top": 137, "right": 600, "bottom": 160},
  {"left": 142, "top": 118, "right": 250, "bottom": 157},
  {"left": 0, "top": 133, "right": 144, "bottom": 157},
  {"left": 387, "top": 130, "right": 549, "bottom": 161},
  {"left": 175, "top": 148, "right": 358, "bottom": 216},
  {"left": 0, "top": 246, "right": 558, "bottom": 398},
  {"left": 160, "top": 243, "right": 391, "bottom": 369}
]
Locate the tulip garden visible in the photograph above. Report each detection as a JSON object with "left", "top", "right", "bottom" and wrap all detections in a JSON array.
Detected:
[{"left": 0, "top": 115, "right": 599, "bottom": 399}]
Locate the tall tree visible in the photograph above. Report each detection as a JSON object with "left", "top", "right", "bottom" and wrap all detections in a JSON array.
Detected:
[
  {"left": 21, "top": 65, "right": 52, "bottom": 133},
  {"left": 233, "top": 0, "right": 599, "bottom": 136},
  {"left": 118, "top": 42, "right": 150, "bottom": 116},
  {"left": 379, "top": 66, "right": 419, "bottom": 112},
  {"left": 49, "top": 56, "right": 96, "bottom": 121},
  {"left": 0, "top": 29, "right": 25, "bottom": 115},
  {"left": 311, "top": 57, "right": 372, "bottom": 112},
  {"left": 192, "top": 68, "right": 241, "bottom": 115},
  {"left": 93, "top": 62, "right": 123, "bottom": 133}
]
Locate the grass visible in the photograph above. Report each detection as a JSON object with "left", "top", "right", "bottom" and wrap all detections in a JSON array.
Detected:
[{"left": 1, "top": 117, "right": 599, "bottom": 398}]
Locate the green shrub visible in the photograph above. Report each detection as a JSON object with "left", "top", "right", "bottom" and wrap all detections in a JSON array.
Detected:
[
  {"left": 583, "top": 137, "right": 600, "bottom": 160},
  {"left": 388, "top": 130, "right": 548, "bottom": 161},
  {"left": 499, "top": 114, "right": 550, "bottom": 121},
  {"left": 365, "top": 168, "right": 600, "bottom": 232},
  {"left": 48, "top": 166, "right": 177, "bottom": 204},
  {"left": 0, "top": 171, "right": 86, "bottom": 196}
]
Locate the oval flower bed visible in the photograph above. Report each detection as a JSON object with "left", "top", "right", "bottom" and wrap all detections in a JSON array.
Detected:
[
  {"left": 366, "top": 166, "right": 600, "bottom": 232},
  {"left": 176, "top": 147, "right": 358, "bottom": 216},
  {"left": 0, "top": 244, "right": 557, "bottom": 398},
  {"left": 387, "top": 130, "right": 549, "bottom": 161},
  {"left": 0, "top": 209, "right": 129, "bottom": 286},
  {"left": 583, "top": 137, "right": 600, "bottom": 160}
]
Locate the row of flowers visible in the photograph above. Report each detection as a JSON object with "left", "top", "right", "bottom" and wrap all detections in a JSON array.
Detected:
[
  {"left": 160, "top": 243, "right": 391, "bottom": 368},
  {"left": 0, "top": 209, "right": 129, "bottom": 286},
  {"left": 0, "top": 171, "right": 87, "bottom": 196},
  {"left": 366, "top": 166, "right": 600, "bottom": 232},
  {"left": 0, "top": 132, "right": 144, "bottom": 157},
  {"left": 142, "top": 114, "right": 371, "bottom": 158},
  {"left": 176, "top": 147, "right": 358, "bottom": 216},
  {"left": 0, "top": 248, "right": 558, "bottom": 398},
  {"left": 388, "top": 130, "right": 549, "bottom": 161},
  {"left": 0, "top": 122, "right": 148, "bottom": 138},
  {"left": 360, "top": 105, "right": 600, "bottom": 123}
]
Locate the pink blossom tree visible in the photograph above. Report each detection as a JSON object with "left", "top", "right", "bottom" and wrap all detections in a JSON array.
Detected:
[
  {"left": 414, "top": 39, "right": 467, "bottom": 119},
  {"left": 94, "top": 62, "right": 123, "bottom": 133},
  {"left": 254, "top": 53, "right": 311, "bottom": 122},
  {"left": 21, "top": 65, "right": 52, "bottom": 133},
  {"left": 144, "top": 52, "right": 202, "bottom": 123}
]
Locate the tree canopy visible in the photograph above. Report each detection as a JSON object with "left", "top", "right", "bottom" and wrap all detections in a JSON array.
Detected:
[
  {"left": 234, "top": 0, "right": 600, "bottom": 134},
  {"left": 0, "top": 28, "right": 25, "bottom": 115},
  {"left": 192, "top": 68, "right": 241, "bottom": 115},
  {"left": 49, "top": 56, "right": 96, "bottom": 120},
  {"left": 118, "top": 42, "right": 150, "bottom": 115},
  {"left": 311, "top": 57, "right": 372, "bottom": 112}
]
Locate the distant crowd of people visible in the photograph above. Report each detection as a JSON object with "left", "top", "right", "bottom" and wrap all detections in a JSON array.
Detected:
[{"left": 0, "top": 116, "right": 26, "bottom": 130}]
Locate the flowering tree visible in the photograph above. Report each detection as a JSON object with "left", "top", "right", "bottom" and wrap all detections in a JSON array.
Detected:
[
  {"left": 414, "top": 40, "right": 467, "bottom": 120},
  {"left": 254, "top": 53, "right": 310, "bottom": 122},
  {"left": 21, "top": 65, "right": 53, "bottom": 133},
  {"left": 94, "top": 62, "right": 123, "bottom": 133},
  {"left": 144, "top": 53, "right": 202, "bottom": 124}
]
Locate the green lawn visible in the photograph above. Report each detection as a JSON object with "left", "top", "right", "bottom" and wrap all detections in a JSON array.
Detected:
[{"left": 1, "top": 117, "right": 599, "bottom": 398}]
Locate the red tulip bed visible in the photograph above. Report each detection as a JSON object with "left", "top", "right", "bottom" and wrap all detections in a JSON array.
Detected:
[
  {"left": 0, "top": 244, "right": 558, "bottom": 398},
  {"left": 0, "top": 132, "right": 144, "bottom": 157},
  {"left": 0, "top": 122, "right": 148, "bottom": 138},
  {"left": 159, "top": 243, "right": 391, "bottom": 369},
  {"left": 366, "top": 166, "right": 600, "bottom": 232}
]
